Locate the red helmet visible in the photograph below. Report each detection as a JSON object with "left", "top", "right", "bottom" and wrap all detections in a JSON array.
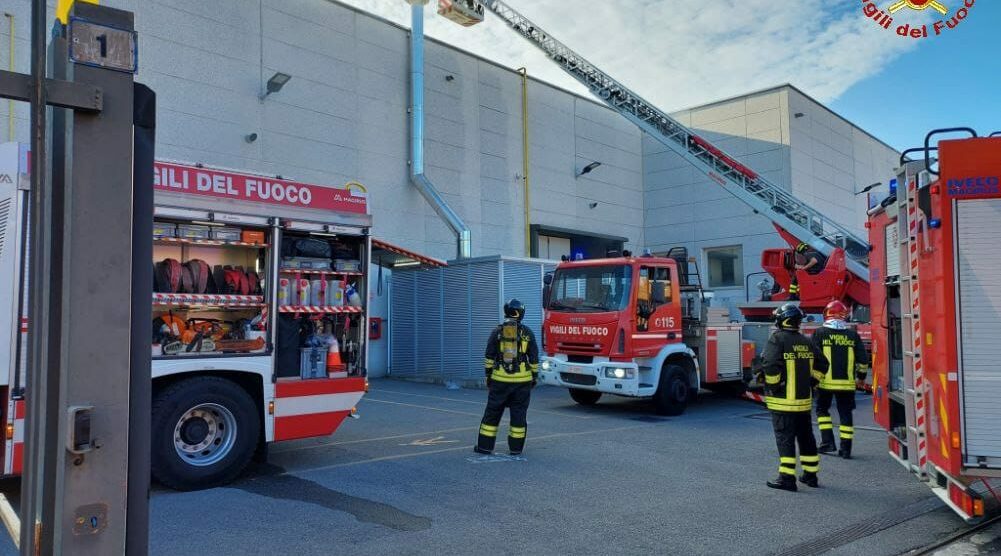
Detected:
[{"left": 823, "top": 300, "right": 850, "bottom": 321}]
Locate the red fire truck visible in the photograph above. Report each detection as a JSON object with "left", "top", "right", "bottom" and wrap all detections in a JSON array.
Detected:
[
  {"left": 0, "top": 144, "right": 436, "bottom": 490},
  {"left": 540, "top": 251, "right": 756, "bottom": 415},
  {"left": 869, "top": 129, "right": 1001, "bottom": 522}
]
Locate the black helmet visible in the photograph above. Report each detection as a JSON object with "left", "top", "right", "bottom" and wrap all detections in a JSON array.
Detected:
[
  {"left": 773, "top": 303, "right": 804, "bottom": 330},
  {"left": 504, "top": 298, "right": 525, "bottom": 321},
  {"left": 796, "top": 242, "right": 810, "bottom": 253}
]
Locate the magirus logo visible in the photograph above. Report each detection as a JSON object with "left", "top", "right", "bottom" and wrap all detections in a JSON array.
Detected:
[{"left": 861, "top": 0, "right": 978, "bottom": 39}]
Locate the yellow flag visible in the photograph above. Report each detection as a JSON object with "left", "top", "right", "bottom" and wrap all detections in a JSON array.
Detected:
[{"left": 56, "top": 0, "right": 100, "bottom": 24}]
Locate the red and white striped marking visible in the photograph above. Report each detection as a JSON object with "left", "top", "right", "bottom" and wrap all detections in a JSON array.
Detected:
[
  {"left": 742, "top": 391, "right": 766, "bottom": 404},
  {"left": 277, "top": 306, "right": 363, "bottom": 314},
  {"left": 154, "top": 236, "right": 267, "bottom": 248},
  {"left": 19, "top": 317, "right": 27, "bottom": 333},
  {"left": 6, "top": 400, "right": 24, "bottom": 476},
  {"left": 907, "top": 179, "right": 928, "bottom": 474},
  {"left": 152, "top": 293, "right": 265, "bottom": 307},
  {"left": 273, "top": 378, "right": 365, "bottom": 441}
]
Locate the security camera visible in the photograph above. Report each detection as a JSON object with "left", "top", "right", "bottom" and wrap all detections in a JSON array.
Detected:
[{"left": 245, "top": 133, "right": 258, "bottom": 143}]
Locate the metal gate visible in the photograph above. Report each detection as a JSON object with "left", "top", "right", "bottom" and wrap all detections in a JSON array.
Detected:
[
  {"left": 956, "top": 198, "right": 1001, "bottom": 467},
  {"left": 390, "top": 256, "right": 555, "bottom": 383}
]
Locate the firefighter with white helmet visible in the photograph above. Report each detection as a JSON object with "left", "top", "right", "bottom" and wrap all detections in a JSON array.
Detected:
[
  {"left": 760, "top": 303, "right": 829, "bottom": 491},
  {"left": 474, "top": 299, "right": 540, "bottom": 456},
  {"left": 812, "top": 300, "right": 870, "bottom": 459}
]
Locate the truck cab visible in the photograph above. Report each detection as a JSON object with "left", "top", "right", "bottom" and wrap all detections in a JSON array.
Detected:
[{"left": 538, "top": 256, "right": 700, "bottom": 415}]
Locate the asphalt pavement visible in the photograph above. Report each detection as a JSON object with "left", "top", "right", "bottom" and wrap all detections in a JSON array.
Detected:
[
  {"left": 143, "top": 379, "right": 980, "bottom": 556},
  {"left": 0, "top": 379, "right": 984, "bottom": 555}
]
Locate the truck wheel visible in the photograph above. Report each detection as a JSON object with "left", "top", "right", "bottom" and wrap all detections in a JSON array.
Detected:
[
  {"left": 654, "top": 365, "right": 689, "bottom": 416},
  {"left": 151, "top": 376, "right": 260, "bottom": 491},
  {"left": 569, "top": 388, "right": 602, "bottom": 406}
]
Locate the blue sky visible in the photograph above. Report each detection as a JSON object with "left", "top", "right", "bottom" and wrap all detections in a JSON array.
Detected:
[
  {"left": 831, "top": 1, "right": 1001, "bottom": 151},
  {"left": 348, "top": 0, "right": 998, "bottom": 153}
]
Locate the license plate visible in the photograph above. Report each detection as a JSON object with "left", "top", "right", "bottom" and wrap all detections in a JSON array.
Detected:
[{"left": 567, "top": 366, "right": 583, "bottom": 374}]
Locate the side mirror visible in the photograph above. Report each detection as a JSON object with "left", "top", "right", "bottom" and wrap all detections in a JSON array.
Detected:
[
  {"left": 543, "top": 273, "right": 553, "bottom": 286},
  {"left": 651, "top": 282, "right": 667, "bottom": 304},
  {"left": 542, "top": 273, "right": 553, "bottom": 308}
]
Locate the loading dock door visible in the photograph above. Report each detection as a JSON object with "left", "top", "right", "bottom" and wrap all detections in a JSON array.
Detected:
[{"left": 956, "top": 198, "right": 1001, "bottom": 468}]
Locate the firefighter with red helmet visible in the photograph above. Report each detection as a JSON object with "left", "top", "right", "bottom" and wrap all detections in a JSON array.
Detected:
[
  {"left": 761, "top": 303, "right": 829, "bottom": 491},
  {"left": 812, "top": 300, "right": 870, "bottom": 459},
  {"left": 475, "top": 299, "right": 539, "bottom": 456}
]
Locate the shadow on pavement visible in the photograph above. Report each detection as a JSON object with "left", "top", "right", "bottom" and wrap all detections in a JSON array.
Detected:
[{"left": 230, "top": 463, "right": 432, "bottom": 532}]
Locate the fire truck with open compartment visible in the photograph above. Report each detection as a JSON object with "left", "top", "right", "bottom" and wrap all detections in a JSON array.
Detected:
[
  {"left": 0, "top": 143, "right": 437, "bottom": 490},
  {"left": 868, "top": 129, "right": 1001, "bottom": 522}
]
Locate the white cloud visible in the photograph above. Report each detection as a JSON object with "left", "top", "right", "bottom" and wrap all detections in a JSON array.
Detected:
[{"left": 334, "top": 0, "right": 923, "bottom": 111}]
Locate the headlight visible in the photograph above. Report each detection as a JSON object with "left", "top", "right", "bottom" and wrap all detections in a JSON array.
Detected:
[
  {"left": 541, "top": 360, "right": 551, "bottom": 371},
  {"left": 604, "top": 367, "right": 635, "bottom": 379}
]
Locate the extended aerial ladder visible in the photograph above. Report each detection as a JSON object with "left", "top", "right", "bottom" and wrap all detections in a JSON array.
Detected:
[{"left": 456, "top": 1, "right": 871, "bottom": 281}]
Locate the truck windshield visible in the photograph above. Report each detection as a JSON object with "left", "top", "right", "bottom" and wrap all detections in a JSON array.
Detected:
[{"left": 548, "top": 265, "right": 632, "bottom": 313}]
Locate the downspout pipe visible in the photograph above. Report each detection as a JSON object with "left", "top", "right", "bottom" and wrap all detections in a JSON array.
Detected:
[{"left": 409, "top": 2, "right": 471, "bottom": 259}]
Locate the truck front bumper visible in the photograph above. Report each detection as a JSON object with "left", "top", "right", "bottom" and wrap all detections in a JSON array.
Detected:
[{"left": 538, "top": 356, "right": 642, "bottom": 397}]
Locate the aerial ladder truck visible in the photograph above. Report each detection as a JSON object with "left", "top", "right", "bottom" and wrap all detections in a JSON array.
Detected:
[{"left": 435, "top": 0, "right": 873, "bottom": 413}]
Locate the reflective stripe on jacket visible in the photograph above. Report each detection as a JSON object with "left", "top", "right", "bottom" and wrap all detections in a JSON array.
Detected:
[
  {"left": 811, "top": 326, "right": 870, "bottom": 391},
  {"left": 761, "top": 329, "right": 829, "bottom": 412}
]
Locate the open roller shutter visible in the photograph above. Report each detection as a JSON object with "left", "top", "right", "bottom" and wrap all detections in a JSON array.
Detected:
[{"left": 956, "top": 199, "right": 1001, "bottom": 468}]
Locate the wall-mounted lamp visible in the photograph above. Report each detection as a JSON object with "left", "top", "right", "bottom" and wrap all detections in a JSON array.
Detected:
[
  {"left": 588, "top": 202, "right": 599, "bottom": 209},
  {"left": 244, "top": 133, "right": 258, "bottom": 144},
  {"left": 794, "top": 112, "right": 805, "bottom": 118},
  {"left": 577, "top": 161, "right": 602, "bottom": 177},
  {"left": 260, "top": 72, "right": 292, "bottom": 100},
  {"left": 445, "top": 74, "right": 455, "bottom": 82}
]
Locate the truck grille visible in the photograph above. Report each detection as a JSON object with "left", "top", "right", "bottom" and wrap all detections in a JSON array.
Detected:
[
  {"left": 557, "top": 342, "right": 602, "bottom": 354},
  {"left": 560, "top": 373, "right": 597, "bottom": 386}
]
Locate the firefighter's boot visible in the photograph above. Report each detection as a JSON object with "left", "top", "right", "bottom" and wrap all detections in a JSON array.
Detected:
[
  {"left": 818, "top": 429, "right": 837, "bottom": 454},
  {"left": 766, "top": 475, "right": 798, "bottom": 492},
  {"left": 838, "top": 439, "right": 853, "bottom": 460},
  {"left": 799, "top": 472, "right": 819, "bottom": 488}
]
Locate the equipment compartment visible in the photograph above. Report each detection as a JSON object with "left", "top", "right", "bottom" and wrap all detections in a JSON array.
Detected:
[{"left": 151, "top": 219, "right": 272, "bottom": 358}]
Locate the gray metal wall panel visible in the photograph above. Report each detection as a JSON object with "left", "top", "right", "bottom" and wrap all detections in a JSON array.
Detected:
[
  {"left": 469, "top": 261, "right": 501, "bottom": 380},
  {"left": 390, "top": 271, "right": 417, "bottom": 376},
  {"left": 442, "top": 265, "right": 472, "bottom": 379},
  {"left": 502, "top": 261, "right": 544, "bottom": 345},
  {"left": 415, "top": 271, "right": 444, "bottom": 378},
  {"left": 957, "top": 199, "right": 1001, "bottom": 462}
]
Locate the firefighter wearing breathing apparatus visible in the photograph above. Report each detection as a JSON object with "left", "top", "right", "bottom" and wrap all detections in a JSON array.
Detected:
[
  {"left": 812, "top": 300, "right": 870, "bottom": 459},
  {"left": 761, "top": 303, "right": 829, "bottom": 492},
  {"left": 475, "top": 299, "right": 539, "bottom": 456}
]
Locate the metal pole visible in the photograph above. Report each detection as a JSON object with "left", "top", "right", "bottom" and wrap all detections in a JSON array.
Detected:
[
  {"left": 21, "top": 0, "right": 55, "bottom": 550},
  {"left": 20, "top": 3, "right": 148, "bottom": 552},
  {"left": 518, "top": 67, "right": 530, "bottom": 257}
]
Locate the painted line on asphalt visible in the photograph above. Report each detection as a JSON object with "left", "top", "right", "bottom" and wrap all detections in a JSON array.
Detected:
[
  {"left": 288, "top": 423, "right": 654, "bottom": 476},
  {"left": 360, "top": 397, "right": 484, "bottom": 417},
  {"left": 271, "top": 426, "right": 479, "bottom": 453},
  {"left": 368, "top": 388, "right": 596, "bottom": 419}
]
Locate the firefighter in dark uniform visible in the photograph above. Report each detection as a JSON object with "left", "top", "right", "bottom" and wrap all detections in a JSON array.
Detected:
[
  {"left": 475, "top": 299, "right": 539, "bottom": 456},
  {"left": 812, "top": 300, "right": 870, "bottom": 459},
  {"left": 761, "top": 303, "right": 829, "bottom": 491}
]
